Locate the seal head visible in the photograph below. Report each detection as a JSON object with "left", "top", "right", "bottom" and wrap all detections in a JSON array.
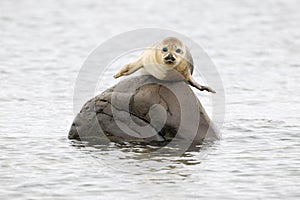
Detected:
[{"left": 158, "top": 37, "right": 187, "bottom": 67}]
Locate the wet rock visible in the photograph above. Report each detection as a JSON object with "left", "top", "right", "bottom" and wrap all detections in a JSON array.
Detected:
[{"left": 68, "top": 75, "right": 218, "bottom": 146}]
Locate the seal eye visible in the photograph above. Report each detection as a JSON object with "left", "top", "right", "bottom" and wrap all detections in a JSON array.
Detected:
[
  {"left": 162, "top": 47, "right": 168, "bottom": 52},
  {"left": 175, "top": 48, "right": 182, "bottom": 54}
]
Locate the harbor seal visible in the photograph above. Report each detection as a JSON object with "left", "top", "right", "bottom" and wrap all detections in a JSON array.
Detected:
[{"left": 113, "top": 37, "right": 216, "bottom": 93}]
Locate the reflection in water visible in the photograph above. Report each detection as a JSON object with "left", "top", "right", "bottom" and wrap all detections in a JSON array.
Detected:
[{"left": 69, "top": 139, "right": 217, "bottom": 174}]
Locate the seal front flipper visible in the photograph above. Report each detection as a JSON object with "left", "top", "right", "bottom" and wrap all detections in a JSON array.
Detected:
[
  {"left": 113, "top": 61, "right": 143, "bottom": 79},
  {"left": 187, "top": 76, "right": 216, "bottom": 93}
]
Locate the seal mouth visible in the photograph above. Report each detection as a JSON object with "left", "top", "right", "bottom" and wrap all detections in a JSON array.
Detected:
[
  {"left": 164, "top": 53, "right": 176, "bottom": 65},
  {"left": 164, "top": 60, "right": 175, "bottom": 65}
]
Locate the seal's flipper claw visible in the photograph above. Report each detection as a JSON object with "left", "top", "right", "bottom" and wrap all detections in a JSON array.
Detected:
[
  {"left": 114, "top": 63, "right": 143, "bottom": 79},
  {"left": 203, "top": 86, "right": 216, "bottom": 93},
  {"left": 187, "top": 76, "right": 216, "bottom": 94},
  {"left": 113, "top": 73, "right": 120, "bottom": 79}
]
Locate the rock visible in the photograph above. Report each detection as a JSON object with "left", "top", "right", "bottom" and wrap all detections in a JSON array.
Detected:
[{"left": 68, "top": 75, "right": 218, "bottom": 146}]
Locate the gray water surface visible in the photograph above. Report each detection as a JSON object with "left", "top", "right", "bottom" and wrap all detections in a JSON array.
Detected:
[{"left": 0, "top": 0, "right": 299, "bottom": 199}]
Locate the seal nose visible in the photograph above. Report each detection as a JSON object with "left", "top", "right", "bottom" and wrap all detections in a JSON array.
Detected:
[{"left": 164, "top": 53, "right": 176, "bottom": 62}]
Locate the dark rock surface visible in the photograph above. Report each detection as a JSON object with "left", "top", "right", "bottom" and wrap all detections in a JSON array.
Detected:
[{"left": 68, "top": 75, "right": 218, "bottom": 146}]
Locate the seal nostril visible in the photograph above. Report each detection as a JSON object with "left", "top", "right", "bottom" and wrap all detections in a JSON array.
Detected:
[{"left": 165, "top": 54, "right": 175, "bottom": 61}]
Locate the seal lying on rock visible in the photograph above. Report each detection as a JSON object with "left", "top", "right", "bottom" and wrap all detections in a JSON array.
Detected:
[
  {"left": 68, "top": 75, "right": 218, "bottom": 146},
  {"left": 114, "top": 37, "right": 216, "bottom": 93}
]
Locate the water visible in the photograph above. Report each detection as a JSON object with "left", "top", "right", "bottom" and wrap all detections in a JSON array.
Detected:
[{"left": 0, "top": 0, "right": 299, "bottom": 199}]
